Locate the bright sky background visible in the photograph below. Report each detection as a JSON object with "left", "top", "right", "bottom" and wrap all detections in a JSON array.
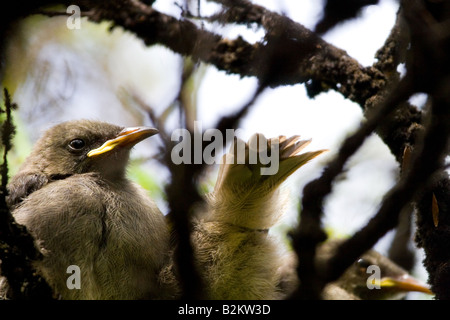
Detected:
[{"left": 5, "top": 0, "right": 431, "bottom": 297}]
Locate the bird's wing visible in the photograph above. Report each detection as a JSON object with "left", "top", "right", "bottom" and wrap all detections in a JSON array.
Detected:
[
  {"left": 11, "top": 175, "right": 106, "bottom": 249},
  {"left": 6, "top": 172, "right": 49, "bottom": 209},
  {"left": 215, "top": 134, "right": 326, "bottom": 194},
  {"left": 9, "top": 175, "right": 113, "bottom": 299},
  {"left": 268, "top": 134, "right": 327, "bottom": 187},
  {"left": 194, "top": 134, "right": 326, "bottom": 299},
  {"left": 209, "top": 133, "right": 326, "bottom": 230}
]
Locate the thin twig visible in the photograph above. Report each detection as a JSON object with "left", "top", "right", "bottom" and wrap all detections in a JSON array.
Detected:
[{"left": 289, "top": 75, "right": 414, "bottom": 299}]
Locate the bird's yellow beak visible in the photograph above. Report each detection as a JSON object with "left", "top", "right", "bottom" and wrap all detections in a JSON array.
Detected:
[
  {"left": 87, "top": 126, "right": 159, "bottom": 157},
  {"left": 379, "top": 275, "right": 433, "bottom": 295}
]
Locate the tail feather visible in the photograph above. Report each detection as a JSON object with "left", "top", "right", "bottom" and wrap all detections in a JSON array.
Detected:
[
  {"left": 208, "top": 133, "right": 327, "bottom": 230},
  {"left": 279, "top": 135, "right": 308, "bottom": 159},
  {"left": 268, "top": 150, "right": 327, "bottom": 190}
]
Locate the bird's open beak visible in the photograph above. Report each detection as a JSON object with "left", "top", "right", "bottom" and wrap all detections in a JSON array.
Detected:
[
  {"left": 87, "top": 127, "right": 159, "bottom": 157},
  {"left": 380, "top": 275, "right": 433, "bottom": 295}
]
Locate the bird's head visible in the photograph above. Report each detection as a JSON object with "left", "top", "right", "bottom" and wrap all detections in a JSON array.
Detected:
[
  {"left": 339, "top": 251, "right": 433, "bottom": 300},
  {"left": 23, "top": 120, "right": 158, "bottom": 181},
  {"left": 317, "top": 239, "right": 433, "bottom": 300}
]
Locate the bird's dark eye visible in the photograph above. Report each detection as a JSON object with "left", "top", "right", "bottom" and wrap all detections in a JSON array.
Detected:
[
  {"left": 356, "top": 258, "right": 372, "bottom": 273},
  {"left": 69, "top": 139, "right": 86, "bottom": 151}
]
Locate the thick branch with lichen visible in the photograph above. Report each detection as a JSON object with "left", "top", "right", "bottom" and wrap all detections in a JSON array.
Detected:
[
  {"left": 0, "top": 89, "right": 53, "bottom": 299},
  {"left": 75, "top": 0, "right": 424, "bottom": 164}
]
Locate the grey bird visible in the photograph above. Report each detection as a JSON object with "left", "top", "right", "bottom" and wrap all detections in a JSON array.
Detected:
[
  {"left": 193, "top": 133, "right": 326, "bottom": 299},
  {"left": 4, "top": 120, "right": 176, "bottom": 299}
]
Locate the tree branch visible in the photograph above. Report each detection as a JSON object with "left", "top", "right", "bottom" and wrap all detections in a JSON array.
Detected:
[
  {"left": 0, "top": 89, "right": 53, "bottom": 299},
  {"left": 289, "top": 74, "right": 415, "bottom": 299}
]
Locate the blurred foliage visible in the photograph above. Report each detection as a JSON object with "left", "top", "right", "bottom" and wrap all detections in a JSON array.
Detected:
[{"left": 127, "top": 159, "right": 164, "bottom": 199}]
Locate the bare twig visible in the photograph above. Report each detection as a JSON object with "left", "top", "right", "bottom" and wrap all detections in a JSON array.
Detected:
[{"left": 289, "top": 75, "right": 415, "bottom": 299}]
